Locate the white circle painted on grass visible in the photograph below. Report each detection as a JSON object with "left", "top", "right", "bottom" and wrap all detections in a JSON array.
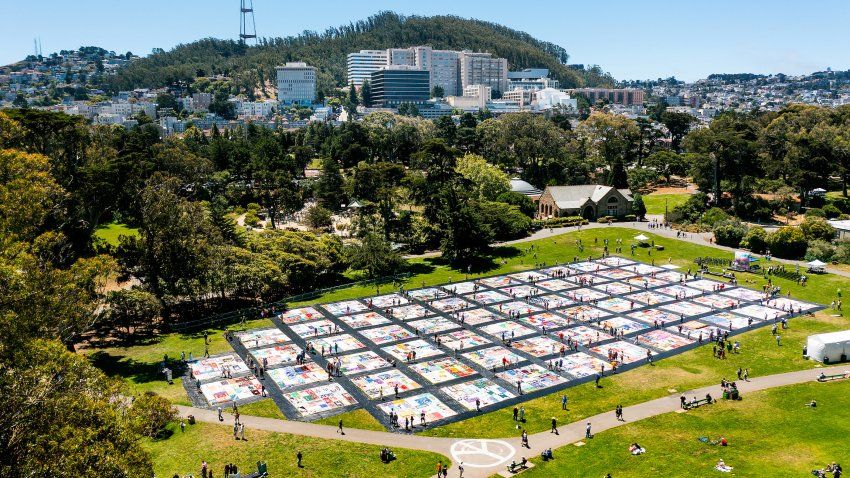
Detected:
[{"left": 450, "top": 439, "right": 516, "bottom": 468}]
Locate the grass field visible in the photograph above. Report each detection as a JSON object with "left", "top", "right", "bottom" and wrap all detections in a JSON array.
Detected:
[
  {"left": 93, "top": 222, "right": 140, "bottom": 247},
  {"left": 642, "top": 193, "right": 692, "bottom": 215},
  {"left": 314, "top": 408, "right": 385, "bottom": 431},
  {"left": 522, "top": 380, "right": 850, "bottom": 477},
  {"left": 85, "top": 227, "right": 849, "bottom": 429},
  {"left": 143, "top": 421, "right": 447, "bottom": 478}
]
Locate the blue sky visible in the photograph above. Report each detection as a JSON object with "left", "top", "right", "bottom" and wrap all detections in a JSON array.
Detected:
[{"left": 2, "top": 0, "right": 849, "bottom": 81}]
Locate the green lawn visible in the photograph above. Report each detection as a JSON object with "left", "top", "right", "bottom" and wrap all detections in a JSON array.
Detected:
[
  {"left": 314, "top": 408, "right": 385, "bottom": 431},
  {"left": 93, "top": 222, "right": 139, "bottom": 247},
  {"left": 642, "top": 193, "right": 692, "bottom": 215},
  {"left": 522, "top": 380, "right": 850, "bottom": 477},
  {"left": 230, "top": 399, "right": 287, "bottom": 420},
  {"left": 86, "top": 227, "right": 849, "bottom": 430},
  {"left": 144, "top": 421, "right": 447, "bottom": 478}
]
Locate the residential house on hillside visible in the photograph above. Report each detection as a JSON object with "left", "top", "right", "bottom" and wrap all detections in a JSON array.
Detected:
[{"left": 537, "top": 185, "right": 633, "bottom": 220}]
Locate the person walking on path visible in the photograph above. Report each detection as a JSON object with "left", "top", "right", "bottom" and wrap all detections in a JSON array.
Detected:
[
  {"left": 615, "top": 405, "right": 624, "bottom": 421},
  {"left": 521, "top": 429, "right": 529, "bottom": 448},
  {"left": 551, "top": 417, "right": 558, "bottom": 434},
  {"left": 458, "top": 461, "right": 464, "bottom": 478},
  {"left": 585, "top": 421, "right": 592, "bottom": 439},
  {"left": 239, "top": 423, "right": 245, "bottom": 441},
  {"left": 562, "top": 394, "right": 568, "bottom": 410},
  {"left": 337, "top": 419, "right": 344, "bottom": 435}
]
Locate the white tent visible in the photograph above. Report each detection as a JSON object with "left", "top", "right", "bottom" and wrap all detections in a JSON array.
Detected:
[
  {"left": 807, "top": 330, "right": 850, "bottom": 363},
  {"left": 634, "top": 234, "right": 649, "bottom": 242},
  {"left": 807, "top": 259, "right": 826, "bottom": 268}
]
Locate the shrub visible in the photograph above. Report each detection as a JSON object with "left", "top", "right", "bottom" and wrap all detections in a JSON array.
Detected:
[
  {"left": 534, "top": 216, "right": 587, "bottom": 228},
  {"left": 496, "top": 191, "right": 536, "bottom": 217},
  {"left": 741, "top": 226, "right": 768, "bottom": 253},
  {"left": 766, "top": 226, "right": 808, "bottom": 259},
  {"left": 806, "top": 207, "right": 825, "bottom": 218},
  {"left": 713, "top": 220, "right": 748, "bottom": 248},
  {"left": 127, "top": 392, "right": 177, "bottom": 438},
  {"left": 632, "top": 194, "right": 647, "bottom": 220},
  {"left": 246, "top": 202, "right": 261, "bottom": 212},
  {"left": 805, "top": 240, "right": 836, "bottom": 262},
  {"left": 243, "top": 211, "right": 260, "bottom": 227},
  {"left": 808, "top": 195, "right": 826, "bottom": 208},
  {"left": 823, "top": 204, "right": 841, "bottom": 219},
  {"left": 305, "top": 204, "right": 333, "bottom": 230},
  {"left": 480, "top": 201, "right": 532, "bottom": 240},
  {"left": 799, "top": 216, "right": 836, "bottom": 242},
  {"left": 699, "top": 207, "right": 730, "bottom": 227},
  {"left": 624, "top": 214, "right": 637, "bottom": 222},
  {"left": 597, "top": 216, "right": 616, "bottom": 223}
]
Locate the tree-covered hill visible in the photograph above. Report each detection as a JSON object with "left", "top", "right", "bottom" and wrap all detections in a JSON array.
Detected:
[{"left": 108, "top": 11, "right": 614, "bottom": 95}]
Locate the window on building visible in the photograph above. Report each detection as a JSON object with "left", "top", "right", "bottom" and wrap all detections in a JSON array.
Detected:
[{"left": 606, "top": 196, "right": 619, "bottom": 216}]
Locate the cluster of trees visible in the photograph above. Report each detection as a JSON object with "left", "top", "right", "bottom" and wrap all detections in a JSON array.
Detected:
[{"left": 108, "top": 12, "right": 614, "bottom": 97}]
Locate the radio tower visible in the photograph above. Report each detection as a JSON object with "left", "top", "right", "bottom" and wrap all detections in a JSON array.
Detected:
[{"left": 239, "top": 0, "right": 257, "bottom": 44}]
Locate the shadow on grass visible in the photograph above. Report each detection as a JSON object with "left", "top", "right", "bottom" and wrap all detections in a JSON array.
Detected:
[{"left": 87, "top": 350, "right": 185, "bottom": 384}]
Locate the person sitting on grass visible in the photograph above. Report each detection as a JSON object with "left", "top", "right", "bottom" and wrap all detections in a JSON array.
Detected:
[
  {"left": 629, "top": 443, "right": 646, "bottom": 455},
  {"left": 807, "top": 399, "right": 818, "bottom": 408}
]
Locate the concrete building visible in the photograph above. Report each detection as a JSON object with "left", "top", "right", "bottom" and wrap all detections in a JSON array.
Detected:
[
  {"left": 370, "top": 67, "right": 430, "bottom": 107},
  {"left": 534, "top": 88, "right": 578, "bottom": 111},
  {"left": 502, "top": 89, "right": 534, "bottom": 108},
  {"left": 507, "top": 68, "right": 559, "bottom": 91},
  {"left": 537, "top": 185, "right": 633, "bottom": 219},
  {"left": 570, "top": 88, "right": 645, "bottom": 106},
  {"left": 276, "top": 62, "right": 316, "bottom": 105},
  {"left": 346, "top": 50, "right": 389, "bottom": 87},
  {"left": 459, "top": 51, "right": 508, "bottom": 95}
]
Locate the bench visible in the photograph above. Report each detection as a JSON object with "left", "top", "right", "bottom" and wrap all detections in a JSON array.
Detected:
[
  {"left": 500, "top": 462, "right": 535, "bottom": 476},
  {"left": 685, "top": 397, "right": 712, "bottom": 409},
  {"left": 817, "top": 373, "right": 848, "bottom": 382}
]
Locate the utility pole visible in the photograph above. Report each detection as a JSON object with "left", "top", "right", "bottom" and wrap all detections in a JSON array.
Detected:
[{"left": 239, "top": 0, "right": 257, "bottom": 45}]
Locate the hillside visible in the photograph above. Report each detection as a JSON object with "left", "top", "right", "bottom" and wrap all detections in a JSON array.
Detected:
[{"left": 108, "top": 11, "right": 613, "bottom": 95}]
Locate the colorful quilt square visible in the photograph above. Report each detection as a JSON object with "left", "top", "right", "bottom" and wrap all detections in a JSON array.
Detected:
[
  {"left": 366, "top": 293, "right": 408, "bottom": 308},
  {"left": 439, "top": 329, "right": 490, "bottom": 349},
  {"left": 441, "top": 378, "right": 514, "bottom": 410},
  {"left": 409, "top": 317, "right": 460, "bottom": 335},
  {"left": 520, "top": 312, "right": 573, "bottom": 330},
  {"left": 624, "top": 291, "right": 674, "bottom": 306},
  {"left": 351, "top": 368, "right": 421, "bottom": 398},
  {"left": 496, "top": 364, "right": 567, "bottom": 392},
  {"left": 280, "top": 306, "right": 324, "bottom": 324},
  {"left": 479, "top": 275, "right": 522, "bottom": 288},
  {"left": 628, "top": 263, "right": 665, "bottom": 275},
  {"left": 596, "top": 297, "right": 638, "bottom": 313},
  {"left": 735, "top": 304, "right": 784, "bottom": 320},
  {"left": 599, "top": 316, "right": 649, "bottom": 335},
  {"left": 359, "top": 324, "right": 416, "bottom": 345},
  {"left": 700, "top": 312, "right": 752, "bottom": 330},
  {"left": 236, "top": 328, "right": 290, "bottom": 349},
  {"left": 499, "top": 285, "right": 539, "bottom": 298},
  {"left": 200, "top": 376, "right": 263, "bottom": 405},
  {"left": 464, "top": 290, "right": 511, "bottom": 305},
  {"left": 686, "top": 279, "right": 729, "bottom": 292},
  {"left": 565, "top": 274, "right": 611, "bottom": 286},
  {"left": 388, "top": 304, "right": 433, "bottom": 321},
  {"left": 559, "top": 305, "right": 612, "bottom": 321},
  {"left": 408, "top": 287, "right": 447, "bottom": 300},
  {"left": 446, "top": 281, "right": 479, "bottom": 295},
  {"left": 284, "top": 383, "right": 357, "bottom": 416},
  {"left": 629, "top": 308, "right": 681, "bottom": 324},
  {"left": 567, "top": 288, "right": 609, "bottom": 302},
  {"left": 692, "top": 294, "right": 738, "bottom": 309},
  {"left": 594, "top": 281, "right": 636, "bottom": 295},
  {"left": 323, "top": 300, "right": 368, "bottom": 316},
  {"left": 382, "top": 339, "right": 443, "bottom": 361},
  {"left": 540, "top": 265, "right": 572, "bottom": 277},
  {"left": 494, "top": 300, "right": 543, "bottom": 317},
  {"left": 589, "top": 341, "right": 651, "bottom": 364},
  {"left": 535, "top": 278, "right": 576, "bottom": 292},
  {"left": 309, "top": 334, "right": 366, "bottom": 355},
  {"left": 624, "top": 276, "right": 671, "bottom": 289},
  {"left": 376, "top": 393, "right": 456, "bottom": 423},
  {"left": 267, "top": 362, "right": 328, "bottom": 390},
  {"left": 562, "top": 325, "right": 613, "bottom": 344},
  {"left": 289, "top": 319, "right": 339, "bottom": 339},
  {"left": 766, "top": 297, "right": 817, "bottom": 312},
  {"left": 656, "top": 270, "right": 688, "bottom": 282},
  {"left": 597, "top": 256, "right": 636, "bottom": 267},
  {"left": 189, "top": 354, "right": 249, "bottom": 382},
  {"left": 336, "top": 351, "right": 391, "bottom": 375},
  {"left": 637, "top": 330, "right": 695, "bottom": 351},
  {"left": 569, "top": 261, "right": 607, "bottom": 273},
  {"left": 339, "top": 311, "right": 391, "bottom": 329},
  {"left": 479, "top": 320, "right": 536, "bottom": 339},
  {"left": 656, "top": 284, "right": 703, "bottom": 299},
  {"left": 561, "top": 352, "right": 611, "bottom": 378},
  {"left": 511, "top": 335, "right": 564, "bottom": 357},
  {"left": 719, "top": 288, "right": 766, "bottom": 301},
  {"left": 595, "top": 268, "right": 637, "bottom": 280},
  {"left": 456, "top": 308, "right": 500, "bottom": 325},
  {"left": 410, "top": 357, "right": 476, "bottom": 384},
  {"left": 532, "top": 293, "right": 575, "bottom": 309},
  {"left": 667, "top": 320, "right": 709, "bottom": 334},
  {"left": 509, "top": 270, "right": 549, "bottom": 282},
  {"left": 249, "top": 343, "right": 302, "bottom": 367},
  {"left": 463, "top": 346, "right": 525, "bottom": 369},
  {"left": 430, "top": 297, "right": 473, "bottom": 313},
  {"left": 662, "top": 301, "right": 712, "bottom": 317}
]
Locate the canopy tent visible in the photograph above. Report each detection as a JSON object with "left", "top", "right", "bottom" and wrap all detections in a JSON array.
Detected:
[
  {"left": 807, "top": 330, "right": 850, "bottom": 363},
  {"left": 807, "top": 259, "right": 827, "bottom": 273},
  {"left": 735, "top": 250, "right": 758, "bottom": 262},
  {"left": 633, "top": 234, "right": 649, "bottom": 243}
]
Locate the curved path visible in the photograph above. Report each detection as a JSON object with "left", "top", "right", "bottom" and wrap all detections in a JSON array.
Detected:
[{"left": 177, "top": 365, "right": 849, "bottom": 478}]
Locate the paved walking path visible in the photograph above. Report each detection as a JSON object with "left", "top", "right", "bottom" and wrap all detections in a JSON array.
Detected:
[{"left": 176, "top": 365, "right": 849, "bottom": 478}]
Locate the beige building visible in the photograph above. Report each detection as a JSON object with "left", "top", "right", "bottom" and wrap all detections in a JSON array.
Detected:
[
  {"left": 537, "top": 185, "right": 634, "bottom": 219},
  {"left": 459, "top": 51, "right": 508, "bottom": 95}
]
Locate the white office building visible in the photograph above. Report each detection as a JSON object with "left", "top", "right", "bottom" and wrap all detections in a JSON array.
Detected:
[
  {"left": 346, "top": 50, "right": 389, "bottom": 88},
  {"left": 534, "top": 88, "right": 578, "bottom": 111},
  {"left": 276, "top": 62, "right": 316, "bottom": 105}
]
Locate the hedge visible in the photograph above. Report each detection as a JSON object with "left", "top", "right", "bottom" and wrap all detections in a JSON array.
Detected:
[{"left": 533, "top": 216, "right": 588, "bottom": 228}]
